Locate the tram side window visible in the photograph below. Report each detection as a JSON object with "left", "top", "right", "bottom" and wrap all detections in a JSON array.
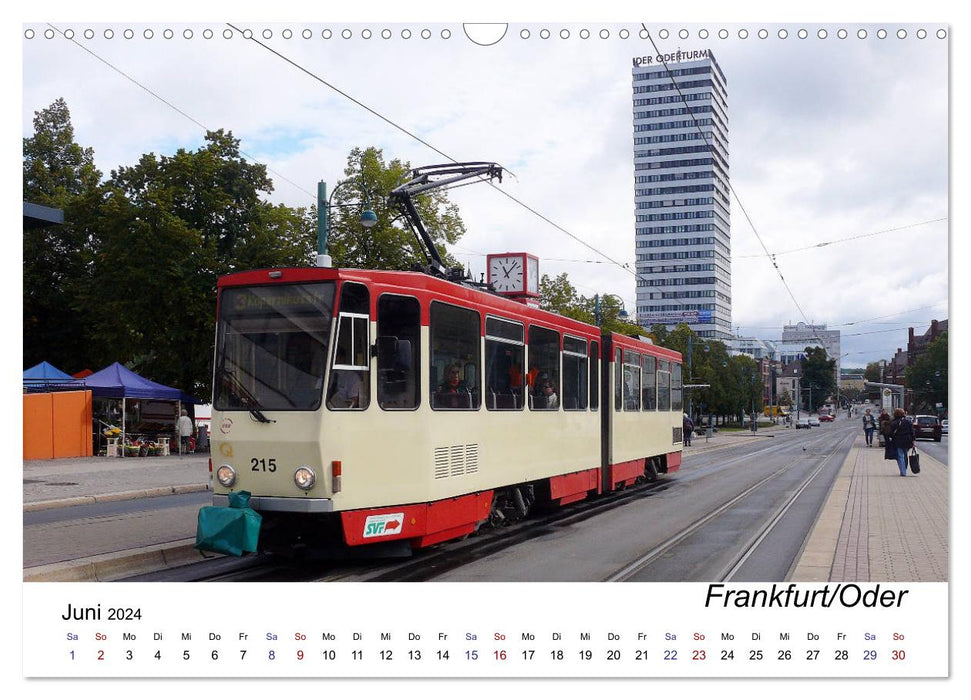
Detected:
[
  {"left": 671, "top": 362, "right": 683, "bottom": 412},
  {"left": 642, "top": 355, "right": 657, "bottom": 411},
  {"left": 658, "top": 359, "right": 671, "bottom": 411},
  {"left": 485, "top": 317, "right": 525, "bottom": 411},
  {"left": 589, "top": 341, "right": 600, "bottom": 411},
  {"left": 614, "top": 348, "right": 623, "bottom": 411},
  {"left": 623, "top": 350, "right": 641, "bottom": 411},
  {"left": 528, "top": 325, "right": 560, "bottom": 410},
  {"left": 562, "top": 336, "right": 587, "bottom": 411},
  {"left": 430, "top": 302, "right": 481, "bottom": 410},
  {"left": 327, "top": 282, "right": 370, "bottom": 410},
  {"left": 377, "top": 295, "right": 420, "bottom": 410}
]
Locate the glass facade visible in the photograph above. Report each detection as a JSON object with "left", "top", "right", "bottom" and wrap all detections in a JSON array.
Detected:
[{"left": 632, "top": 54, "right": 732, "bottom": 340}]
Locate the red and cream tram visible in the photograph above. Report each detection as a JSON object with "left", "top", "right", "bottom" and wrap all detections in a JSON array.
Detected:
[{"left": 210, "top": 266, "right": 683, "bottom": 554}]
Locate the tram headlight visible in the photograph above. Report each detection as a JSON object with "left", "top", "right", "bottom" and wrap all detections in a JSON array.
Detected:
[
  {"left": 216, "top": 464, "right": 237, "bottom": 488},
  {"left": 294, "top": 466, "right": 316, "bottom": 491}
]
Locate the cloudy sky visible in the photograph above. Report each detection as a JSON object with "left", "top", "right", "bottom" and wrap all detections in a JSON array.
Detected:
[{"left": 18, "top": 7, "right": 953, "bottom": 369}]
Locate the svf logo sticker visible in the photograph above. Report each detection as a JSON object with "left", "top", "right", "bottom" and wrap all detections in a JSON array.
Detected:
[
  {"left": 220, "top": 418, "right": 234, "bottom": 434},
  {"left": 363, "top": 513, "right": 405, "bottom": 538}
]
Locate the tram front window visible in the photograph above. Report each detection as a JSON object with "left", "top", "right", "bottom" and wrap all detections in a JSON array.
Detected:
[{"left": 215, "top": 283, "right": 335, "bottom": 411}]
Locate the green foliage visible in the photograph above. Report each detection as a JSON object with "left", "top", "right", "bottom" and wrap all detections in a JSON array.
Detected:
[
  {"left": 799, "top": 346, "right": 837, "bottom": 411},
  {"left": 22, "top": 101, "right": 477, "bottom": 398},
  {"left": 324, "top": 147, "right": 466, "bottom": 270},
  {"left": 906, "top": 332, "right": 947, "bottom": 412},
  {"left": 76, "top": 130, "right": 315, "bottom": 396},
  {"left": 23, "top": 99, "right": 103, "bottom": 372},
  {"left": 539, "top": 273, "right": 592, "bottom": 324},
  {"left": 537, "top": 273, "right": 644, "bottom": 336},
  {"left": 23, "top": 100, "right": 320, "bottom": 397}
]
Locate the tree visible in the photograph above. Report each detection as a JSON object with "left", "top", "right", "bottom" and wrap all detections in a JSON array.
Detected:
[
  {"left": 324, "top": 147, "right": 466, "bottom": 271},
  {"left": 23, "top": 99, "right": 103, "bottom": 370},
  {"left": 74, "top": 130, "right": 315, "bottom": 396},
  {"left": 906, "top": 332, "right": 947, "bottom": 413},
  {"left": 538, "top": 274, "right": 646, "bottom": 337},
  {"left": 539, "top": 273, "right": 590, "bottom": 323},
  {"left": 799, "top": 347, "right": 836, "bottom": 412}
]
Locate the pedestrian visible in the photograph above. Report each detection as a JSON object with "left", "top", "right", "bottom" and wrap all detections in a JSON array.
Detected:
[
  {"left": 878, "top": 409, "right": 891, "bottom": 447},
  {"left": 683, "top": 413, "right": 693, "bottom": 446},
  {"left": 888, "top": 408, "right": 916, "bottom": 477},
  {"left": 177, "top": 408, "right": 194, "bottom": 454},
  {"left": 862, "top": 408, "right": 876, "bottom": 447}
]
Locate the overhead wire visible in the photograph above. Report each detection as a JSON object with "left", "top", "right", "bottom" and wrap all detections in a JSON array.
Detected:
[
  {"left": 733, "top": 218, "right": 947, "bottom": 259},
  {"left": 223, "top": 23, "right": 646, "bottom": 283},
  {"left": 49, "top": 20, "right": 942, "bottom": 359},
  {"left": 45, "top": 23, "right": 319, "bottom": 203}
]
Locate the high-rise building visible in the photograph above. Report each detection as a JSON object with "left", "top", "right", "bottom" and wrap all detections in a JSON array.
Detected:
[
  {"left": 632, "top": 51, "right": 731, "bottom": 340},
  {"left": 781, "top": 321, "right": 842, "bottom": 384}
]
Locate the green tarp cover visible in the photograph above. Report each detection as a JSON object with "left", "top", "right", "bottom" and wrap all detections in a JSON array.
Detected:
[{"left": 195, "top": 491, "right": 262, "bottom": 556}]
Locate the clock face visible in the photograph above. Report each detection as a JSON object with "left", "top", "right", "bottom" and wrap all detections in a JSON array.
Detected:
[
  {"left": 526, "top": 257, "right": 539, "bottom": 294},
  {"left": 488, "top": 255, "right": 525, "bottom": 293}
]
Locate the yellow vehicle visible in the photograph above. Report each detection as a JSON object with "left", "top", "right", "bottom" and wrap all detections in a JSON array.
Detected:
[{"left": 764, "top": 406, "right": 789, "bottom": 418}]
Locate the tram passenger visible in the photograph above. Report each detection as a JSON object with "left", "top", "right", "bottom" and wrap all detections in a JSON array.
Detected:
[
  {"left": 526, "top": 364, "right": 540, "bottom": 390},
  {"left": 328, "top": 347, "right": 362, "bottom": 409},
  {"left": 435, "top": 364, "right": 472, "bottom": 408},
  {"left": 508, "top": 358, "right": 523, "bottom": 390},
  {"left": 533, "top": 373, "right": 558, "bottom": 410}
]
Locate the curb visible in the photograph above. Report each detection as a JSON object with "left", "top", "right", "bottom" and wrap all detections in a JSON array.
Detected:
[
  {"left": 789, "top": 441, "right": 859, "bottom": 581},
  {"left": 23, "top": 539, "right": 216, "bottom": 582},
  {"left": 23, "top": 483, "right": 210, "bottom": 512}
]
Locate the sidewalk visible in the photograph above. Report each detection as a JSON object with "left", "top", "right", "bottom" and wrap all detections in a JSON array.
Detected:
[{"left": 792, "top": 434, "right": 947, "bottom": 581}]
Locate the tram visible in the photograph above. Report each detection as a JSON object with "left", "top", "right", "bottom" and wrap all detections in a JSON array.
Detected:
[
  {"left": 209, "top": 267, "right": 683, "bottom": 554},
  {"left": 206, "top": 162, "right": 684, "bottom": 556}
]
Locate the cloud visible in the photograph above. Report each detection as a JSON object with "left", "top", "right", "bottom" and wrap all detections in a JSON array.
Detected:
[{"left": 21, "top": 20, "right": 949, "bottom": 364}]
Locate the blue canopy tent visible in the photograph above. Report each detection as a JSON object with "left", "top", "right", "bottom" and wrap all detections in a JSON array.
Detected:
[
  {"left": 23, "top": 361, "right": 85, "bottom": 392},
  {"left": 84, "top": 363, "right": 201, "bottom": 454}
]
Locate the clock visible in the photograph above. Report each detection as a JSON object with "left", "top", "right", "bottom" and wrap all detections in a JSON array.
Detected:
[{"left": 487, "top": 252, "right": 540, "bottom": 298}]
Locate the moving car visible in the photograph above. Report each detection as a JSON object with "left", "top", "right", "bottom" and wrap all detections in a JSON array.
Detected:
[
  {"left": 818, "top": 413, "right": 834, "bottom": 422},
  {"left": 913, "top": 415, "right": 942, "bottom": 442},
  {"left": 808, "top": 416, "right": 821, "bottom": 427},
  {"left": 941, "top": 419, "right": 948, "bottom": 435},
  {"left": 795, "top": 417, "right": 811, "bottom": 429}
]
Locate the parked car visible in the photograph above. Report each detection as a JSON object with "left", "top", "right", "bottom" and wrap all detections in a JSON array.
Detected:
[
  {"left": 808, "top": 416, "right": 821, "bottom": 427},
  {"left": 913, "top": 415, "right": 942, "bottom": 442},
  {"left": 795, "top": 417, "right": 811, "bottom": 429},
  {"left": 941, "top": 419, "right": 948, "bottom": 435},
  {"left": 818, "top": 413, "right": 834, "bottom": 422}
]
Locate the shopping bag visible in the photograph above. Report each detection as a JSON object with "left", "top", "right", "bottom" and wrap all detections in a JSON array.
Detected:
[
  {"left": 908, "top": 449, "right": 921, "bottom": 474},
  {"left": 195, "top": 491, "right": 262, "bottom": 556}
]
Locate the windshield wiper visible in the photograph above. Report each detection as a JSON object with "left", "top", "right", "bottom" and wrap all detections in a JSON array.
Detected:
[
  {"left": 216, "top": 361, "right": 276, "bottom": 423},
  {"left": 249, "top": 408, "right": 274, "bottom": 424}
]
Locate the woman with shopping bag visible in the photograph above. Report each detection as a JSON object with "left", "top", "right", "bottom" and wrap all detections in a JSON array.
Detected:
[{"left": 888, "top": 408, "right": 916, "bottom": 477}]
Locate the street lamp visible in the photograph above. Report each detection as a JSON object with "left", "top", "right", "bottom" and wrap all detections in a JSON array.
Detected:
[
  {"left": 593, "top": 293, "right": 630, "bottom": 327},
  {"left": 685, "top": 335, "right": 710, "bottom": 421},
  {"left": 316, "top": 177, "right": 379, "bottom": 268}
]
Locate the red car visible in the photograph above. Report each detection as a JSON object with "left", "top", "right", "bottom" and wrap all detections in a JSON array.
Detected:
[
  {"left": 818, "top": 413, "right": 834, "bottom": 422},
  {"left": 913, "top": 415, "right": 942, "bottom": 441}
]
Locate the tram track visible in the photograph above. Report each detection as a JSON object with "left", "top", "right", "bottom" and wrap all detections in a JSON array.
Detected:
[
  {"left": 134, "top": 426, "right": 853, "bottom": 583},
  {"left": 604, "top": 428, "right": 856, "bottom": 582}
]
